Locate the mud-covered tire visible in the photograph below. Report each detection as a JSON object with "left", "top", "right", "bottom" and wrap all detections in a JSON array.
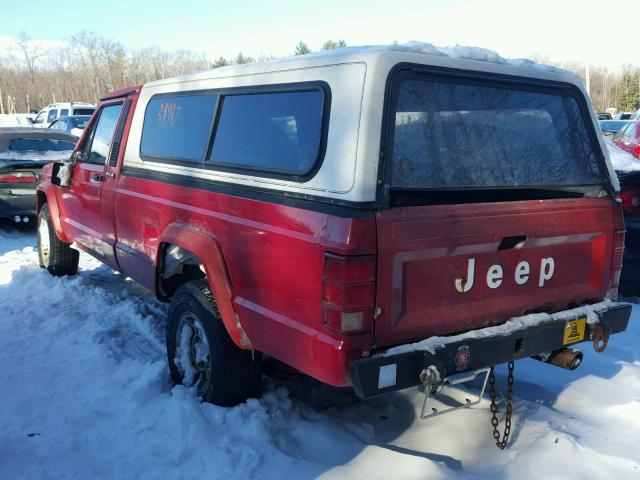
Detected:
[
  {"left": 166, "top": 279, "right": 262, "bottom": 406},
  {"left": 37, "top": 204, "right": 79, "bottom": 276}
]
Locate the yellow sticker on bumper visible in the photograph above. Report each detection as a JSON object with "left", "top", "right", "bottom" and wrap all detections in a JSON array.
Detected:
[{"left": 563, "top": 317, "right": 586, "bottom": 345}]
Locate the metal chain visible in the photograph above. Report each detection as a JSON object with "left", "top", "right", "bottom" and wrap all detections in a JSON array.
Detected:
[{"left": 488, "top": 361, "right": 514, "bottom": 450}]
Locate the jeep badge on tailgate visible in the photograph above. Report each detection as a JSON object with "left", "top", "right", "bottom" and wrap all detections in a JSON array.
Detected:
[{"left": 455, "top": 257, "right": 555, "bottom": 293}]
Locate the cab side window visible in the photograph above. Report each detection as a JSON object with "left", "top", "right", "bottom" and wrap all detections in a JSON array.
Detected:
[
  {"left": 82, "top": 104, "right": 124, "bottom": 164},
  {"left": 47, "top": 109, "right": 58, "bottom": 123}
]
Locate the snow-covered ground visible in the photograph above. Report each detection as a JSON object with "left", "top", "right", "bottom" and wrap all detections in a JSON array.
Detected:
[{"left": 1, "top": 225, "right": 639, "bottom": 479}]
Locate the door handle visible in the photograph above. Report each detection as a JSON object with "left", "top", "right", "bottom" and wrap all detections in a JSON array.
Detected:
[
  {"left": 105, "top": 172, "right": 116, "bottom": 179},
  {"left": 90, "top": 173, "right": 104, "bottom": 182}
]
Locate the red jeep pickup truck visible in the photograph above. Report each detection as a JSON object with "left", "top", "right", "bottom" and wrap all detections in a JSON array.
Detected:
[{"left": 36, "top": 46, "right": 631, "bottom": 412}]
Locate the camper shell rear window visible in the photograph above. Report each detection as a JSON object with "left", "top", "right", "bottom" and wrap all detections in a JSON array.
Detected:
[{"left": 385, "top": 68, "right": 607, "bottom": 197}]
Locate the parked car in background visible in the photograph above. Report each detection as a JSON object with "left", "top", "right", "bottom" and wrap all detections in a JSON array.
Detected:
[
  {"left": 613, "top": 121, "right": 639, "bottom": 159},
  {"left": 32, "top": 102, "right": 96, "bottom": 128},
  {"left": 617, "top": 169, "right": 640, "bottom": 295},
  {"left": 614, "top": 112, "right": 635, "bottom": 120},
  {"left": 0, "top": 114, "right": 35, "bottom": 127},
  {"left": 49, "top": 115, "right": 92, "bottom": 137},
  {"left": 598, "top": 112, "right": 613, "bottom": 120},
  {"left": 36, "top": 47, "right": 631, "bottom": 414},
  {"left": 0, "top": 128, "right": 76, "bottom": 222},
  {"left": 599, "top": 119, "right": 628, "bottom": 137},
  {"left": 606, "top": 137, "right": 640, "bottom": 296}
]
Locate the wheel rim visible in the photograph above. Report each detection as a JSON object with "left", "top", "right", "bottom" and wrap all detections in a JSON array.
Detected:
[
  {"left": 175, "top": 312, "right": 211, "bottom": 394},
  {"left": 38, "top": 216, "right": 51, "bottom": 267}
]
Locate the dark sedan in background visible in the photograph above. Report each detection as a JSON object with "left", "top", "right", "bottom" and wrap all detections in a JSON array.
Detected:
[
  {"left": 0, "top": 128, "right": 76, "bottom": 222},
  {"left": 618, "top": 169, "right": 640, "bottom": 296}
]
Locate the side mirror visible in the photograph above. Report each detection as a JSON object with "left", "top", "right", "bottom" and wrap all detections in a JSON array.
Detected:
[{"left": 51, "top": 151, "right": 80, "bottom": 187}]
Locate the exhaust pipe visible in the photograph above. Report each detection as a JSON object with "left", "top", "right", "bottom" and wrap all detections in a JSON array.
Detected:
[{"left": 532, "top": 348, "right": 583, "bottom": 370}]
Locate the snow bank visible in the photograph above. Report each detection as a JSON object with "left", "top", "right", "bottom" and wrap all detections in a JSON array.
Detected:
[
  {"left": 605, "top": 136, "right": 640, "bottom": 173},
  {"left": 382, "top": 300, "right": 618, "bottom": 357},
  {"left": 0, "top": 228, "right": 639, "bottom": 479}
]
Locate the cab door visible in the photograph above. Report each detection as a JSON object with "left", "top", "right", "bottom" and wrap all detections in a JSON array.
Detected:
[{"left": 63, "top": 101, "right": 124, "bottom": 266}]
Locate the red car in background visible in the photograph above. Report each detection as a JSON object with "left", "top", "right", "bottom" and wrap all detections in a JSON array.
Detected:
[{"left": 614, "top": 121, "right": 640, "bottom": 159}]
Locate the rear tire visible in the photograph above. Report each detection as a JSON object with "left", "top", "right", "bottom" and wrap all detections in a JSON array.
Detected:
[
  {"left": 37, "top": 204, "right": 79, "bottom": 276},
  {"left": 166, "top": 280, "right": 262, "bottom": 406}
]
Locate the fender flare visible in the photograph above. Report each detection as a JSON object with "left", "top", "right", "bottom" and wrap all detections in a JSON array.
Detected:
[
  {"left": 157, "top": 224, "right": 253, "bottom": 350},
  {"left": 37, "top": 184, "right": 70, "bottom": 243}
]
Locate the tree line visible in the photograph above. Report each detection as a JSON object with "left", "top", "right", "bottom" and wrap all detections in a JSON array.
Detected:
[
  {"left": 0, "top": 31, "right": 638, "bottom": 114},
  {"left": 0, "top": 33, "right": 347, "bottom": 114},
  {"left": 530, "top": 53, "right": 640, "bottom": 113}
]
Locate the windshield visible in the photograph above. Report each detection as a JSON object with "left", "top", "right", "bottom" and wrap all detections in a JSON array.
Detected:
[
  {"left": 72, "top": 117, "right": 91, "bottom": 129},
  {"left": 388, "top": 71, "right": 605, "bottom": 191},
  {"left": 0, "top": 137, "right": 76, "bottom": 161}
]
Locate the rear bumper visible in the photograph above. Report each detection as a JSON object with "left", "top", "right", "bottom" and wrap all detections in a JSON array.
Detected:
[
  {"left": 0, "top": 189, "right": 37, "bottom": 218},
  {"left": 349, "top": 302, "right": 631, "bottom": 399}
]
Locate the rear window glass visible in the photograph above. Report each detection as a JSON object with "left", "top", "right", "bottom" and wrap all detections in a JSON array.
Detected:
[
  {"left": 9, "top": 138, "right": 76, "bottom": 152},
  {"left": 209, "top": 90, "right": 324, "bottom": 176},
  {"left": 73, "top": 108, "right": 95, "bottom": 116},
  {"left": 389, "top": 74, "right": 604, "bottom": 189},
  {"left": 140, "top": 94, "right": 217, "bottom": 163},
  {"left": 599, "top": 120, "right": 628, "bottom": 132},
  {"left": 0, "top": 137, "right": 76, "bottom": 161}
]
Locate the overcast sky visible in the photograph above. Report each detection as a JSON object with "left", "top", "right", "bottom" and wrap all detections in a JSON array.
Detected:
[{"left": 0, "top": 0, "right": 636, "bottom": 69}]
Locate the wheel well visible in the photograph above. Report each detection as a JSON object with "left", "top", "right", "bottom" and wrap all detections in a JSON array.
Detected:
[
  {"left": 36, "top": 191, "right": 46, "bottom": 214},
  {"left": 157, "top": 243, "right": 206, "bottom": 300}
]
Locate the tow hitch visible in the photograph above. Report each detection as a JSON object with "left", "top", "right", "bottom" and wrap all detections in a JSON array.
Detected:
[
  {"left": 419, "top": 366, "right": 503, "bottom": 419},
  {"left": 419, "top": 363, "right": 514, "bottom": 449}
]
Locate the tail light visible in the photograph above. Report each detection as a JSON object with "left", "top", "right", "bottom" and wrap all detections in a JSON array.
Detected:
[
  {"left": 634, "top": 145, "right": 640, "bottom": 159},
  {"left": 617, "top": 187, "right": 640, "bottom": 216},
  {"left": 0, "top": 172, "right": 38, "bottom": 183},
  {"left": 322, "top": 253, "right": 376, "bottom": 334},
  {"left": 607, "top": 205, "right": 626, "bottom": 300}
]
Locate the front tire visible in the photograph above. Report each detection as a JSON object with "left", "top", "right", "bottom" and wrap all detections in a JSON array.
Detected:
[
  {"left": 37, "top": 204, "right": 79, "bottom": 276},
  {"left": 166, "top": 280, "right": 262, "bottom": 406}
]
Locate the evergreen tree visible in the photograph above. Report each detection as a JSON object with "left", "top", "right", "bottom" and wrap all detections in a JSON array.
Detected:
[
  {"left": 616, "top": 69, "right": 640, "bottom": 111},
  {"left": 294, "top": 41, "right": 311, "bottom": 56},
  {"left": 212, "top": 56, "right": 229, "bottom": 68},
  {"left": 234, "top": 52, "right": 254, "bottom": 64},
  {"left": 321, "top": 39, "right": 347, "bottom": 50}
]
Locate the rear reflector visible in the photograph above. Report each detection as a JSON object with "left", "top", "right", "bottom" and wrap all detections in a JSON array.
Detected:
[
  {"left": 323, "top": 253, "right": 376, "bottom": 334},
  {"left": 617, "top": 187, "right": 640, "bottom": 217},
  {"left": 0, "top": 172, "right": 38, "bottom": 183}
]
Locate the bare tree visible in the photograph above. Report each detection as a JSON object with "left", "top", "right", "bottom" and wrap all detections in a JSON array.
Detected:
[{"left": 15, "top": 31, "right": 43, "bottom": 87}]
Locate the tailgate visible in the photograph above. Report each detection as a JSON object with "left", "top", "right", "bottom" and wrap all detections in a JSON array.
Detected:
[{"left": 374, "top": 197, "right": 620, "bottom": 347}]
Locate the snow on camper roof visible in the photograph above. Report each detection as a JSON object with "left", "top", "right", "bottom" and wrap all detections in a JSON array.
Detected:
[{"left": 145, "top": 41, "right": 578, "bottom": 88}]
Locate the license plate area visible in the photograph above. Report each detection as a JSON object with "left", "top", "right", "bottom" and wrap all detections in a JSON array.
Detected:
[{"left": 563, "top": 317, "right": 586, "bottom": 345}]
